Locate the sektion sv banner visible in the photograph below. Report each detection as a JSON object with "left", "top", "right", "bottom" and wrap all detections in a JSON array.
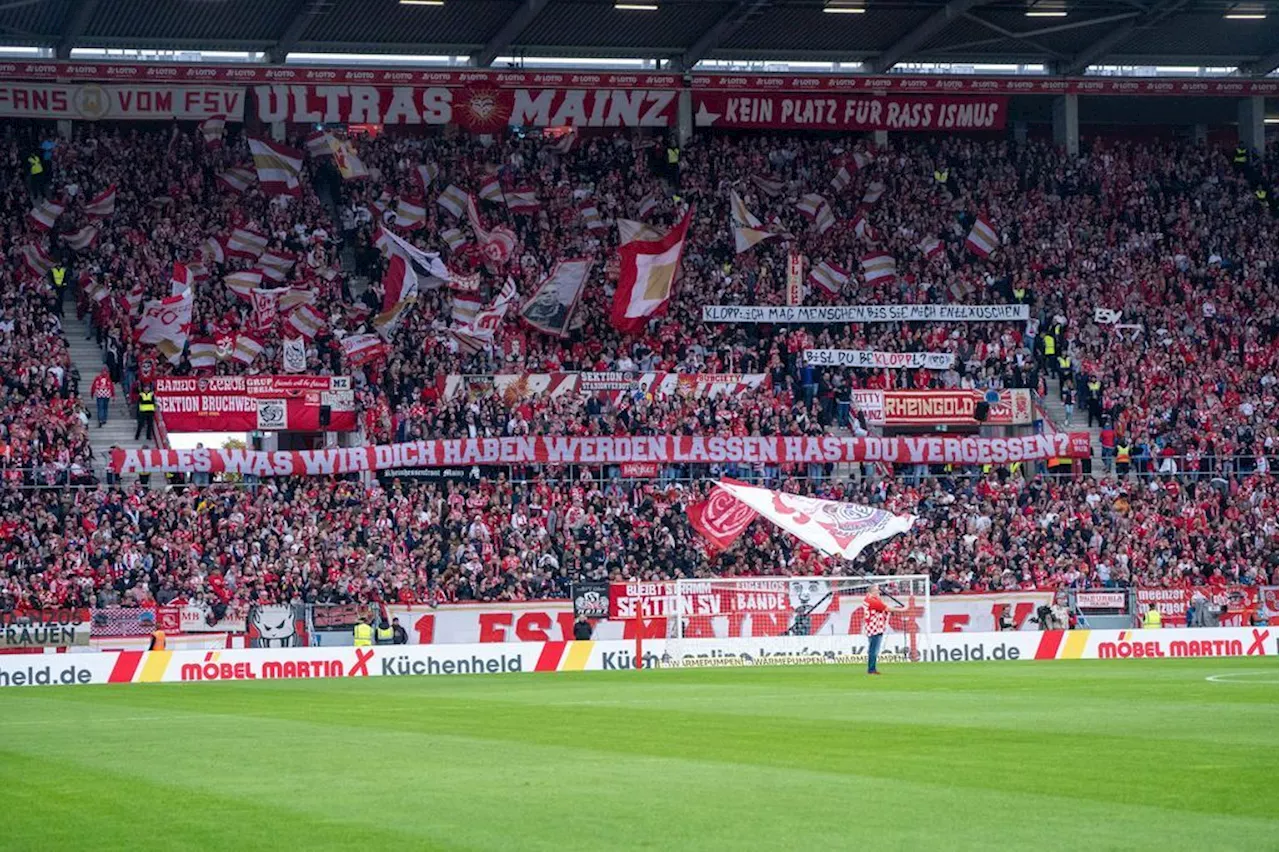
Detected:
[{"left": 110, "top": 432, "right": 1092, "bottom": 476}]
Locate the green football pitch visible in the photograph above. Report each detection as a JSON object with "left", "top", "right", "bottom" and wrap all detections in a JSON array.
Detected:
[{"left": 0, "top": 658, "right": 1275, "bottom": 851}]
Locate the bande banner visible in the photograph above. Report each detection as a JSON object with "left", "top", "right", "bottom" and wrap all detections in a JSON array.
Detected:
[
  {"left": 155, "top": 375, "right": 356, "bottom": 433},
  {"left": 110, "top": 431, "right": 1092, "bottom": 476},
  {"left": 804, "top": 349, "right": 955, "bottom": 370},
  {"left": 853, "top": 389, "right": 1033, "bottom": 426},
  {"left": 1135, "top": 586, "right": 1262, "bottom": 627},
  {"left": 440, "top": 371, "right": 770, "bottom": 402},
  {"left": 0, "top": 63, "right": 1271, "bottom": 97},
  {"left": 694, "top": 93, "right": 1006, "bottom": 131},
  {"left": 704, "top": 304, "right": 1029, "bottom": 323},
  {"left": 254, "top": 84, "right": 677, "bottom": 130},
  {"left": 0, "top": 83, "right": 244, "bottom": 120},
  {"left": 1, "top": 608, "right": 92, "bottom": 648}
]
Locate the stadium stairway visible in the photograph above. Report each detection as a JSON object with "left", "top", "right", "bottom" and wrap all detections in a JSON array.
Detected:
[
  {"left": 61, "top": 310, "right": 155, "bottom": 470},
  {"left": 1040, "top": 376, "right": 1104, "bottom": 476}
]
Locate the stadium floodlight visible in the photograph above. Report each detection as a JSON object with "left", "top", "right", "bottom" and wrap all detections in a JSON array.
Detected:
[
  {"left": 615, "top": 2, "right": 659, "bottom": 9},
  {"left": 399, "top": 0, "right": 445, "bottom": 5},
  {"left": 1025, "top": 1, "right": 1067, "bottom": 16},
  {"left": 652, "top": 575, "right": 933, "bottom": 668}
]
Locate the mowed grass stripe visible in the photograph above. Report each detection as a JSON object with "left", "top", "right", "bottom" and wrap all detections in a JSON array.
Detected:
[{"left": 0, "top": 699, "right": 1273, "bottom": 852}]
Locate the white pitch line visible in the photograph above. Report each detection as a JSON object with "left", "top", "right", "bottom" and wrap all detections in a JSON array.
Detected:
[{"left": 1204, "top": 671, "right": 1279, "bottom": 684}]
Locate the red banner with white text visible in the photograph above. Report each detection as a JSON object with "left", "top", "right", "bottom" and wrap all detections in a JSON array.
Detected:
[
  {"left": 155, "top": 375, "right": 356, "bottom": 433},
  {"left": 110, "top": 432, "right": 1092, "bottom": 476},
  {"left": 1135, "top": 586, "right": 1263, "bottom": 627},
  {"left": 0, "top": 83, "right": 244, "bottom": 120},
  {"left": 254, "top": 84, "right": 679, "bottom": 130},
  {"left": 693, "top": 92, "right": 1007, "bottom": 131}
]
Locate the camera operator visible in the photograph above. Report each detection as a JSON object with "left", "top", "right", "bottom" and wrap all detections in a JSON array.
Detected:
[
  {"left": 1031, "top": 603, "right": 1069, "bottom": 631},
  {"left": 996, "top": 605, "right": 1015, "bottom": 632}
]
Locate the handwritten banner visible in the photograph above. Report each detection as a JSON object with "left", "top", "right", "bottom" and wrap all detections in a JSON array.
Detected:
[
  {"left": 694, "top": 93, "right": 1006, "bottom": 130},
  {"left": 803, "top": 349, "right": 955, "bottom": 370},
  {"left": 703, "top": 304, "right": 1030, "bottom": 324}
]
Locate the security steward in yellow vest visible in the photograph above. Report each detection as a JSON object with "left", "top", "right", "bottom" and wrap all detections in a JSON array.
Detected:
[
  {"left": 1142, "top": 605, "right": 1162, "bottom": 630},
  {"left": 1115, "top": 440, "right": 1131, "bottom": 475},
  {"left": 49, "top": 264, "right": 67, "bottom": 317},
  {"left": 1233, "top": 143, "right": 1248, "bottom": 168},
  {"left": 148, "top": 628, "right": 166, "bottom": 650},
  {"left": 353, "top": 618, "right": 373, "bottom": 647},
  {"left": 1041, "top": 331, "right": 1055, "bottom": 371},
  {"left": 1056, "top": 353, "right": 1072, "bottom": 383},
  {"left": 135, "top": 385, "right": 156, "bottom": 442},
  {"left": 26, "top": 151, "right": 44, "bottom": 198},
  {"left": 375, "top": 620, "right": 394, "bottom": 645}
]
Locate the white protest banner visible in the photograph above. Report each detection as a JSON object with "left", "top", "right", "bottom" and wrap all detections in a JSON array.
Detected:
[
  {"left": 703, "top": 304, "right": 1029, "bottom": 324},
  {"left": 804, "top": 349, "right": 955, "bottom": 370}
]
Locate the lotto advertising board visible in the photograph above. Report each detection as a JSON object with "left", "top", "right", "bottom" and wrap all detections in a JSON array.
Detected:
[
  {"left": 154, "top": 375, "right": 356, "bottom": 433},
  {"left": 1, "top": 627, "right": 1272, "bottom": 688}
]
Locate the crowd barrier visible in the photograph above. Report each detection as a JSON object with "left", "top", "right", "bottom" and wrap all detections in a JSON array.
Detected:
[{"left": 0, "top": 627, "right": 1272, "bottom": 688}]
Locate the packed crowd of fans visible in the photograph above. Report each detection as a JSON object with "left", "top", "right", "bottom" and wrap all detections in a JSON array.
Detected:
[
  {"left": 0, "top": 120, "right": 1274, "bottom": 610},
  {"left": 0, "top": 468, "right": 1273, "bottom": 611}
]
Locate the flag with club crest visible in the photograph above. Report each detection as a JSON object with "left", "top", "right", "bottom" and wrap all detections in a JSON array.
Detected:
[
  {"left": 282, "top": 336, "right": 307, "bottom": 373},
  {"left": 136, "top": 289, "right": 193, "bottom": 364}
]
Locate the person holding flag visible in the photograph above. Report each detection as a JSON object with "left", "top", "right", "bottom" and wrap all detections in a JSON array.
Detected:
[{"left": 864, "top": 585, "right": 907, "bottom": 676}]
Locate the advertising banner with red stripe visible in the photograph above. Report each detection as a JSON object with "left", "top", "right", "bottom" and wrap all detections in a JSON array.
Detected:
[
  {"left": 3, "top": 626, "right": 1273, "bottom": 688},
  {"left": 693, "top": 92, "right": 1007, "bottom": 131},
  {"left": 0, "top": 83, "right": 244, "bottom": 120},
  {"left": 254, "top": 84, "right": 678, "bottom": 129},
  {"left": 110, "top": 431, "right": 1092, "bottom": 476},
  {"left": 155, "top": 375, "right": 356, "bottom": 433},
  {"left": 0, "top": 62, "right": 1271, "bottom": 98},
  {"left": 1135, "top": 585, "right": 1263, "bottom": 627}
]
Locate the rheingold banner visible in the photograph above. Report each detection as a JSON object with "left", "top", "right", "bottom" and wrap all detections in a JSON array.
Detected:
[
  {"left": 0, "top": 83, "right": 244, "bottom": 120},
  {"left": 693, "top": 93, "right": 1006, "bottom": 131},
  {"left": 803, "top": 349, "right": 954, "bottom": 370},
  {"left": 110, "top": 432, "right": 1091, "bottom": 477},
  {"left": 704, "top": 304, "right": 1029, "bottom": 323}
]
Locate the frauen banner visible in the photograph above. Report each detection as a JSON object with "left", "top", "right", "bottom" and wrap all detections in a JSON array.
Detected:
[
  {"left": 803, "top": 349, "right": 955, "bottom": 369},
  {"left": 703, "top": 304, "right": 1029, "bottom": 323},
  {"left": 111, "top": 432, "right": 1092, "bottom": 477}
]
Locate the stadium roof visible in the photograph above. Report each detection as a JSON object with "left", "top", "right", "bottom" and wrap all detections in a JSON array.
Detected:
[{"left": 1, "top": 0, "right": 1276, "bottom": 75}]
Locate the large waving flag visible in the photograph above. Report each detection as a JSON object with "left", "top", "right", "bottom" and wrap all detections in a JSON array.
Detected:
[
  {"left": 730, "top": 190, "right": 776, "bottom": 254},
  {"left": 200, "top": 114, "right": 226, "bottom": 149},
  {"left": 861, "top": 251, "right": 897, "bottom": 284},
  {"left": 713, "top": 479, "right": 915, "bottom": 561},
  {"left": 248, "top": 138, "right": 304, "bottom": 196},
  {"left": 796, "top": 193, "right": 835, "bottom": 234},
  {"left": 28, "top": 199, "right": 64, "bottom": 232},
  {"left": 521, "top": 259, "right": 592, "bottom": 337},
  {"left": 688, "top": 487, "right": 759, "bottom": 556},
  {"left": 64, "top": 225, "right": 99, "bottom": 251},
  {"left": 136, "top": 289, "right": 193, "bottom": 364},
  {"left": 611, "top": 207, "right": 693, "bottom": 335},
  {"left": 373, "top": 255, "right": 419, "bottom": 338},
  {"left": 83, "top": 185, "right": 117, "bottom": 219},
  {"left": 808, "top": 260, "right": 849, "bottom": 298},
  {"left": 216, "top": 167, "right": 256, "bottom": 194},
  {"left": 965, "top": 215, "right": 999, "bottom": 257},
  {"left": 374, "top": 226, "right": 450, "bottom": 285}
]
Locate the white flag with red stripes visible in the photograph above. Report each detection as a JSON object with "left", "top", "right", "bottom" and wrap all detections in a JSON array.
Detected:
[
  {"left": 807, "top": 260, "right": 849, "bottom": 298},
  {"left": 248, "top": 138, "right": 304, "bottom": 196},
  {"left": 965, "top": 216, "right": 999, "bottom": 257},
  {"left": 796, "top": 194, "right": 835, "bottom": 234},
  {"left": 83, "top": 184, "right": 117, "bottom": 219},
  {"left": 861, "top": 251, "right": 897, "bottom": 284}
]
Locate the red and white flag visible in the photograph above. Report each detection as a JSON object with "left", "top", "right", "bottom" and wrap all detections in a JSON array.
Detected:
[
  {"left": 200, "top": 114, "right": 226, "bottom": 149},
  {"left": 808, "top": 260, "right": 849, "bottom": 298},
  {"left": 730, "top": 190, "right": 776, "bottom": 254},
  {"left": 248, "top": 138, "right": 304, "bottom": 196},
  {"left": 861, "top": 180, "right": 886, "bottom": 205},
  {"left": 136, "top": 289, "right": 193, "bottom": 364},
  {"left": 340, "top": 333, "right": 390, "bottom": 366},
  {"left": 479, "top": 175, "right": 505, "bottom": 205},
  {"left": 170, "top": 262, "right": 196, "bottom": 296},
  {"left": 201, "top": 236, "right": 226, "bottom": 264},
  {"left": 83, "top": 184, "right": 117, "bottom": 219},
  {"left": 861, "top": 251, "right": 897, "bottom": 284},
  {"left": 637, "top": 193, "right": 660, "bottom": 220},
  {"left": 415, "top": 162, "right": 439, "bottom": 191},
  {"left": 579, "top": 199, "right": 606, "bottom": 232},
  {"left": 852, "top": 211, "right": 877, "bottom": 241},
  {"left": 63, "top": 225, "right": 98, "bottom": 251},
  {"left": 331, "top": 137, "right": 368, "bottom": 181},
  {"left": 259, "top": 249, "right": 296, "bottom": 282},
  {"left": 796, "top": 194, "right": 835, "bottom": 234},
  {"left": 437, "top": 184, "right": 470, "bottom": 218},
  {"left": 506, "top": 188, "right": 541, "bottom": 215},
  {"left": 226, "top": 228, "right": 268, "bottom": 259},
  {"left": 21, "top": 243, "right": 54, "bottom": 278},
  {"left": 611, "top": 207, "right": 692, "bottom": 334},
  {"left": 393, "top": 196, "right": 427, "bottom": 230},
  {"left": 452, "top": 289, "right": 484, "bottom": 327},
  {"left": 687, "top": 487, "right": 759, "bottom": 556},
  {"left": 374, "top": 226, "right": 450, "bottom": 283},
  {"left": 305, "top": 130, "right": 333, "bottom": 159},
  {"left": 250, "top": 288, "right": 281, "bottom": 332},
  {"left": 919, "top": 236, "right": 944, "bottom": 259},
  {"left": 440, "top": 227, "right": 468, "bottom": 251},
  {"left": 215, "top": 166, "right": 256, "bottom": 194},
  {"left": 965, "top": 216, "right": 999, "bottom": 257},
  {"left": 231, "top": 334, "right": 265, "bottom": 365},
  {"left": 224, "top": 269, "right": 263, "bottom": 301},
  {"left": 751, "top": 174, "right": 784, "bottom": 197},
  {"left": 286, "top": 304, "right": 326, "bottom": 339},
  {"left": 830, "top": 162, "right": 852, "bottom": 193},
  {"left": 714, "top": 479, "right": 915, "bottom": 561},
  {"left": 373, "top": 255, "right": 419, "bottom": 338},
  {"left": 851, "top": 150, "right": 872, "bottom": 170},
  {"left": 27, "top": 199, "right": 63, "bottom": 232}
]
